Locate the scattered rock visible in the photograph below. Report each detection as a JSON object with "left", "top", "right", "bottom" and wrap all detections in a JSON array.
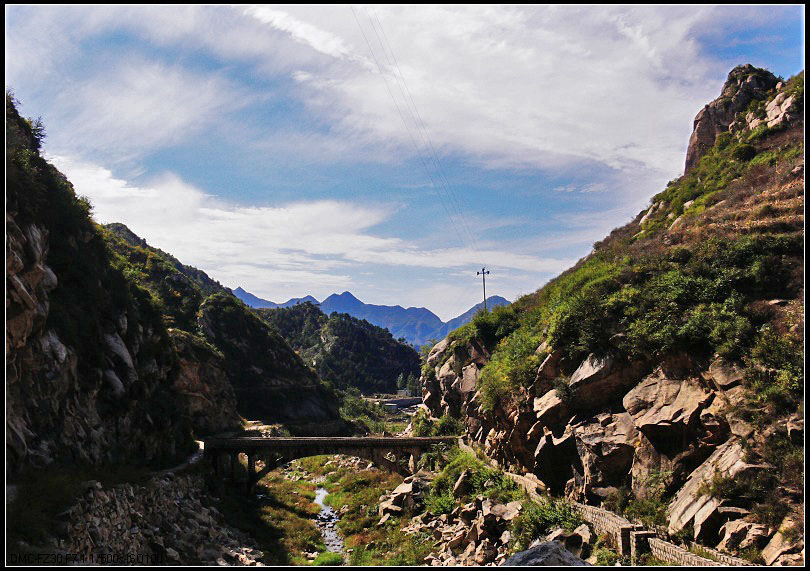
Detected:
[
  {"left": 716, "top": 520, "right": 770, "bottom": 552},
  {"left": 762, "top": 516, "right": 803, "bottom": 566},
  {"left": 504, "top": 541, "right": 591, "bottom": 566}
]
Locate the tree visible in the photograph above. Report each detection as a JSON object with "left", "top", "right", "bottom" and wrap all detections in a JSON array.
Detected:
[{"left": 406, "top": 373, "right": 420, "bottom": 397}]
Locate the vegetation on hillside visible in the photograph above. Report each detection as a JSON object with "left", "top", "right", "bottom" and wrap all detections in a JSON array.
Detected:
[
  {"left": 6, "top": 92, "right": 172, "bottom": 379},
  {"left": 429, "top": 69, "right": 804, "bottom": 541},
  {"left": 257, "top": 302, "right": 420, "bottom": 394},
  {"left": 469, "top": 114, "right": 803, "bottom": 414}
]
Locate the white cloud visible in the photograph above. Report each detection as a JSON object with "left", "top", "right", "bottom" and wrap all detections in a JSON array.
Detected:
[
  {"left": 6, "top": 5, "right": 740, "bottom": 176},
  {"left": 52, "top": 155, "right": 572, "bottom": 315},
  {"left": 243, "top": 5, "right": 352, "bottom": 59},
  {"left": 46, "top": 59, "right": 245, "bottom": 164}
]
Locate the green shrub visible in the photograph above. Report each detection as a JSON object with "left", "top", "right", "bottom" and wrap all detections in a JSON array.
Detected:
[
  {"left": 510, "top": 498, "right": 583, "bottom": 550},
  {"left": 732, "top": 143, "right": 757, "bottom": 162},
  {"left": 594, "top": 546, "right": 619, "bottom": 566},
  {"left": 410, "top": 410, "right": 463, "bottom": 437},
  {"left": 434, "top": 414, "right": 464, "bottom": 436},
  {"left": 425, "top": 487, "right": 455, "bottom": 515}
]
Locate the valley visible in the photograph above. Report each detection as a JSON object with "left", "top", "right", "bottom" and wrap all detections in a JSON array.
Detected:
[{"left": 5, "top": 45, "right": 804, "bottom": 570}]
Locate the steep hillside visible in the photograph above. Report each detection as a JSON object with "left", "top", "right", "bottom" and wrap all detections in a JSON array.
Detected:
[
  {"left": 6, "top": 94, "right": 195, "bottom": 474},
  {"left": 432, "top": 296, "right": 511, "bottom": 341},
  {"left": 106, "top": 222, "right": 227, "bottom": 298},
  {"left": 419, "top": 66, "right": 803, "bottom": 564},
  {"left": 103, "top": 225, "right": 347, "bottom": 435},
  {"left": 257, "top": 301, "right": 421, "bottom": 394},
  {"left": 198, "top": 294, "right": 345, "bottom": 434}
]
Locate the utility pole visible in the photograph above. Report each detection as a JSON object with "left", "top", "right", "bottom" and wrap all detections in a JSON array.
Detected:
[{"left": 477, "top": 267, "right": 490, "bottom": 312}]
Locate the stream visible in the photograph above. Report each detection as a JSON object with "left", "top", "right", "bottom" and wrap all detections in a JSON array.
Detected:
[{"left": 314, "top": 487, "right": 345, "bottom": 554}]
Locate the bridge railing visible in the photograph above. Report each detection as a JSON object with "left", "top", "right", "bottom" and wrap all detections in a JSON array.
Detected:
[{"left": 203, "top": 436, "right": 460, "bottom": 450}]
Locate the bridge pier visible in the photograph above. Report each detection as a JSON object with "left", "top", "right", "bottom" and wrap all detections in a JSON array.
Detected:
[
  {"left": 229, "top": 452, "right": 238, "bottom": 481},
  {"left": 408, "top": 446, "right": 422, "bottom": 473}
]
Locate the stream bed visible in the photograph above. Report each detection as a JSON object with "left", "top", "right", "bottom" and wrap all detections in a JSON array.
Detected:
[{"left": 314, "top": 487, "right": 345, "bottom": 554}]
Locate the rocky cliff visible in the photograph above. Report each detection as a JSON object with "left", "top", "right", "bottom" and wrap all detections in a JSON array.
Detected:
[
  {"left": 6, "top": 95, "right": 195, "bottom": 475},
  {"left": 104, "top": 220, "right": 348, "bottom": 436},
  {"left": 419, "top": 66, "right": 804, "bottom": 565},
  {"left": 685, "top": 64, "right": 800, "bottom": 174}
]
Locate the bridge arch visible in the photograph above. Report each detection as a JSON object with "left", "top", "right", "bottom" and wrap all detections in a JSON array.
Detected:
[{"left": 204, "top": 436, "right": 458, "bottom": 491}]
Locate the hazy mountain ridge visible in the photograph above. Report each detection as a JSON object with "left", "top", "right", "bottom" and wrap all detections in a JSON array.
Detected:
[{"left": 235, "top": 288, "right": 510, "bottom": 347}]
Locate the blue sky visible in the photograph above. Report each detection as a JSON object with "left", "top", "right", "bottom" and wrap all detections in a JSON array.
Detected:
[{"left": 5, "top": 5, "right": 804, "bottom": 320}]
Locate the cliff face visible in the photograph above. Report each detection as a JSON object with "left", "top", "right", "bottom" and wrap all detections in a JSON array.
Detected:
[
  {"left": 105, "top": 218, "right": 348, "bottom": 436},
  {"left": 6, "top": 96, "right": 195, "bottom": 475},
  {"left": 684, "top": 64, "right": 790, "bottom": 174},
  {"left": 420, "top": 67, "right": 804, "bottom": 563}
]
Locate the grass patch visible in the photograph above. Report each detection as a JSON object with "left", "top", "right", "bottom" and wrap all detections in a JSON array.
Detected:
[
  {"left": 427, "top": 449, "right": 524, "bottom": 513},
  {"left": 313, "top": 552, "right": 344, "bottom": 565},
  {"left": 510, "top": 497, "right": 583, "bottom": 551},
  {"left": 213, "top": 464, "right": 323, "bottom": 565}
]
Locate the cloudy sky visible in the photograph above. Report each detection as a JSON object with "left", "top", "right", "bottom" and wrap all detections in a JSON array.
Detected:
[{"left": 6, "top": 5, "right": 804, "bottom": 320}]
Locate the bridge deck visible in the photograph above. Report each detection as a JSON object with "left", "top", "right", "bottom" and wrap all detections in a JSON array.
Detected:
[{"left": 205, "top": 436, "right": 459, "bottom": 450}]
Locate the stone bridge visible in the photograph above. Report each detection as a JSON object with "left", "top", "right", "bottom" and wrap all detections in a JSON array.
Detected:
[{"left": 204, "top": 436, "right": 459, "bottom": 491}]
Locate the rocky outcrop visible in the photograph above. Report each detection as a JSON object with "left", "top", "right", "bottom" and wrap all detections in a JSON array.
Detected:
[
  {"left": 623, "top": 357, "right": 713, "bottom": 447},
  {"left": 402, "top": 495, "right": 526, "bottom": 566},
  {"left": 685, "top": 64, "right": 779, "bottom": 173},
  {"left": 666, "top": 440, "right": 770, "bottom": 539},
  {"left": 422, "top": 337, "right": 490, "bottom": 420},
  {"left": 567, "top": 354, "right": 647, "bottom": 411},
  {"left": 716, "top": 520, "right": 770, "bottom": 553},
  {"left": 572, "top": 413, "right": 638, "bottom": 500},
  {"left": 503, "top": 541, "right": 590, "bottom": 566},
  {"left": 379, "top": 471, "right": 433, "bottom": 518},
  {"left": 6, "top": 98, "right": 196, "bottom": 474},
  {"left": 169, "top": 330, "right": 241, "bottom": 436},
  {"left": 761, "top": 516, "right": 804, "bottom": 566}
]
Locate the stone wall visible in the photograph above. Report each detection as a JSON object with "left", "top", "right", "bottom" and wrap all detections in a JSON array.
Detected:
[
  {"left": 649, "top": 537, "right": 722, "bottom": 566},
  {"left": 570, "top": 502, "right": 637, "bottom": 557},
  {"left": 690, "top": 542, "right": 754, "bottom": 566}
]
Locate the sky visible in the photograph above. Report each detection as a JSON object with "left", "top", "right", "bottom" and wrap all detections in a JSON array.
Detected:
[{"left": 5, "top": 5, "right": 805, "bottom": 320}]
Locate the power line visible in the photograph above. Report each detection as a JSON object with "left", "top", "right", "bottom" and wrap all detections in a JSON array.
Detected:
[
  {"left": 351, "top": 6, "right": 484, "bottom": 260},
  {"left": 366, "top": 9, "right": 482, "bottom": 255}
]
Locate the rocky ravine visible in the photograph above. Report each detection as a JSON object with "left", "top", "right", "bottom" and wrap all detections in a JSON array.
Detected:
[{"left": 419, "top": 67, "right": 804, "bottom": 566}]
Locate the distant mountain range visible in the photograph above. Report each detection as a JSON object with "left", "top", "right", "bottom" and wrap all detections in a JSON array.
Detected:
[
  {"left": 232, "top": 287, "right": 318, "bottom": 309},
  {"left": 233, "top": 288, "right": 510, "bottom": 347}
]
